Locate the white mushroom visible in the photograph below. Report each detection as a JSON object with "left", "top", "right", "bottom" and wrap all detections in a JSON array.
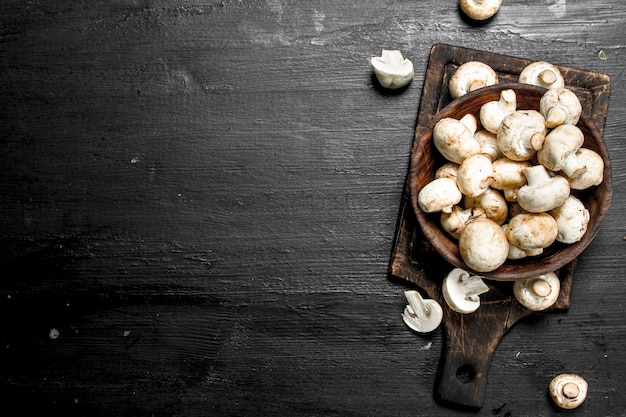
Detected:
[
  {"left": 456, "top": 154, "right": 494, "bottom": 197},
  {"left": 497, "top": 110, "right": 547, "bottom": 161},
  {"left": 402, "top": 290, "right": 443, "bottom": 333},
  {"left": 435, "top": 162, "right": 460, "bottom": 180},
  {"left": 459, "top": 218, "right": 509, "bottom": 272},
  {"left": 567, "top": 148, "right": 605, "bottom": 190},
  {"left": 506, "top": 213, "right": 559, "bottom": 252},
  {"left": 549, "top": 374, "right": 588, "bottom": 409},
  {"left": 513, "top": 272, "right": 560, "bottom": 311},
  {"left": 440, "top": 206, "right": 486, "bottom": 240},
  {"left": 502, "top": 224, "right": 544, "bottom": 259},
  {"left": 442, "top": 268, "right": 490, "bottom": 314},
  {"left": 479, "top": 89, "right": 516, "bottom": 134},
  {"left": 537, "top": 124, "right": 587, "bottom": 179},
  {"left": 417, "top": 177, "right": 463, "bottom": 214},
  {"left": 491, "top": 158, "right": 530, "bottom": 189},
  {"left": 540, "top": 87, "right": 582, "bottom": 128},
  {"left": 464, "top": 187, "right": 508, "bottom": 225},
  {"left": 550, "top": 195, "right": 590, "bottom": 244},
  {"left": 518, "top": 61, "right": 565, "bottom": 90},
  {"left": 449, "top": 61, "right": 498, "bottom": 99},
  {"left": 370, "top": 50, "right": 414, "bottom": 89},
  {"left": 474, "top": 130, "right": 502, "bottom": 162},
  {"left": 433, "top": 115, "right": 481, "bottom": 164},
  {"left": 459, "top": 0, "right": 502, "bottom": 20},
  {"left": 517, "top": 165, "right": 570, "bottom": 213}
]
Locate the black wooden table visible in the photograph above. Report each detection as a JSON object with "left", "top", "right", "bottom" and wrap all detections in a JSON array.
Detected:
[{"left": 2, "top": 1, "right": 625, "bottom": 415}]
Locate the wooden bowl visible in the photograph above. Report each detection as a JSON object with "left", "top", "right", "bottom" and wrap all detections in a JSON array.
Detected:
[{"left": 409, "top": 83, "right": 612, "bottom": 281}]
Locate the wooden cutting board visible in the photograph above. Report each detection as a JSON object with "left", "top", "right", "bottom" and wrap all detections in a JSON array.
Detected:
[{"left": 387, "top": 43, "right": 611, "bottom": 410}]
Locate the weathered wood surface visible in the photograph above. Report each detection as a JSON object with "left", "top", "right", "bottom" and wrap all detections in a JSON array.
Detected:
[{"left": 1, "top": 1, "right": 625, "bottom": 415}]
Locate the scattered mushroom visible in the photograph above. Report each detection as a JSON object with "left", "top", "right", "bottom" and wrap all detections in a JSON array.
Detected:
[
  {"left": 537, "top": 124, "right": 587, "bottom": 179},
  {"left": 370, "top": 50, "right": 414, "bottom": 89},
  {"left": 442, "top": 268, "right": 490, "bottom": 314},
  {"left": 433, "top": 115, "right": 481, "bottom": 164},
  {"left": 449, "top": 61, "right": 498, "bottom": 99},
  {"left": 567, "top": 147, "right": 604, "bottom": 190},
  {"left": 456, "top": 154, "right": 495, "bottom": 197},
  {"left": 497, "top": 110, "right": 547, "bottom": 161},
  {"left": 480, "top": 88, "right": 517, "bottom": 134},
  {"left": 459, "top": 0, "right": 502, "bottom": 21},
  {"left": 518, "top": 61, "right": 565, "bottom": 90},
  {"left": 440, "top": 206, "right": 486, "bottom": 239},
  {"left": 464, "top": 187, "right": 508, "bottom": 225},
  {"left": 549, "top": 374, "right": 588, "bottom": 409},
  {"left": 402, "top": 290, "right": 443, "bottom": 333},
  {"left": 459, "top": 218, "right": 509, "bottom": 272},
  {"left": 513, "top": 272, "right": 560, "bottom": 311},
  {"left": 506, "top": 212, "right": 558, "bottom": 252},
  {"left": 417, "top": 177, "right": 463, "bottom": 214},
  {"left": 550, "top": 195, "right": 590, "bottom": 244},
  {"left": 516, "top": 165, "right": 570, "bottom": 213},
  {"left": 540, "top": 87, "right": 582, "bottom": 128}
]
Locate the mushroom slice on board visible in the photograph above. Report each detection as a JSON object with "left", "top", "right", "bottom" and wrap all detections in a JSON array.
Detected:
[
  {"left": 401, "top": 290, "right": 443, "bottom": 333},
  {"left": 442, "top": 268, "right": 490, "bottom": 314}
]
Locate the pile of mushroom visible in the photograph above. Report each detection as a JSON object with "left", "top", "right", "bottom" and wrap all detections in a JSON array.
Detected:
[{"left": 417, "top": 61, "right": 605, "bottom": 273}]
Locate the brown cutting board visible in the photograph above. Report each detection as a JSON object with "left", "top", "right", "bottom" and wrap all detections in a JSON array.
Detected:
[{"left": 388, "top": 43, "right": 611, "bottom": 410}]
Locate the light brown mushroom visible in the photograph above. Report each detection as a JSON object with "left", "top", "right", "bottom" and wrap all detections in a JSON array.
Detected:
[
  {"left": 506, "top": 213, "right": 558, "bottom": 252},
  {"left": 464, "top": 188, "right": 508, "bottom": 225},
  {"left": 402, "top": 290, "right": 443, "bottom": 333},
  {"left": 440, "top": 206, "right": 486, "bottom": 239},
  {"left": 435, "top": 162, "right": 460, "bottom": 181},
  {"left": 550, "top": 195, "right": 590, "bottom": 244},
  {"left": 567, "top": 148, "right": 605, "bottom": 190},
  {"left": 433, "top": 115, "right": 481, "bottom": 164},
  {"left": 549, "top": 374, "right": 588, "bottom": 409},
  {"left": 497, "top": 110, "right": 547, "bottom": 161},
  {"left": 449, "top": 61, "right": 498, "bottom": 99},
  {"left": 459, "top": 218, "right": 509, "bottom": 272},
  {"left": 442, "top": 268, "right": 490, "bottom": 314},
  {"left": 491, "top": 158, "right": 531, "bottom": 201},
  {"left": 516, "top": 165, "right": 570, "bottom": 213},
  {"left": 540, "top": 87, "right": 582, "bottom": 128},
  {"left": 480, "top": 88, "right": 516, "bottom": 134},
  {"left": 537, "top": 124, "right": 587, "bottom": 179},
  {"left": 519, "top": 61, "right": 565, "bottom": 89},
  {"left": 417, "top": 178, "right": 463, "bottom": 214},
  {"left": 456, "top": 154, "right": 494, "bottom": 197},
  {"left": 474, "top": 130, "right": 502, "bottom": 162},
  {"left": 459, "top": 0, "right": 502, "bottom": 21}
]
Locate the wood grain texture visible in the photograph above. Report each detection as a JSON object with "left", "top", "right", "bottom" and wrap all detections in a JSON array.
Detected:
[{"left": 1, "top": 1, "right": 625, "bottom": 416}]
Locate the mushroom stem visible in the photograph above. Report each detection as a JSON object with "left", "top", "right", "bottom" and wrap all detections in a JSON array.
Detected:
[
  {"left": 531, "top": 278, "right": 552, "bottom": 297},
  {"left": 539, "top": 69, "right": 558, "bottom": 85},
  {"left": 404, "top": 290, "right": 431, "bottom": 318},
  {"left": 460, "top": 274, "right": 490, "bottom": 301},
  {"left": 562, "top": 382, "right": 580, "bottom": 399}
]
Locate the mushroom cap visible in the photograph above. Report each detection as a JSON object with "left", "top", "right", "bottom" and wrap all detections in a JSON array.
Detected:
[
  {"left": 540, "top": 88, "right": 582, "bottom": 128},
  {"left": 517, "top": 165, "right": 570, "bottom": 213},
  {"left": 550, "top": 195, "right": 590, "bottom": 244},
  {"left": 537, "top": 124, "right": 586, "bottom": 177},
  {"left": 449, "top": 61, "right": 498, "bottom": 99},
  {"left": 497, "top": 110, "right": 547, "bottom": 161},
  {"left": 479, "top": 89, "right": 517, "bottom": 134},
  {"left": 519, "top": 61, "right": 565, "bottom": 89},
  {"left": 456, "top": 154, "right": 494, "bottom": 197},
  {"left": 549, "top": 374, "right": 588, "bottom": 409},
  {"left": 506, "top": 213, "right": 558, "bottom": 251},
  {"left": 474, "top": 130, "right": 502, "bottom": 162},
  {"left": 513, "top": 272, "right": 560, "bottom": 311},
  {"left": 370, "top": 50, "right": 414, "bottom": 89},
  {"left": 464, "top": 187, "right": 508, "bottom": 225},
  {"left": 568, "top": 148, "right": 605, "bottom": 190},
  {"left": 459, "top": 0, "right": 502, "bottom": 21},
  {"left": 458, "top": 218, "right": 509, "bottom": 272},
  {"left": 417, "top": 177, "right": 463, "bottom": 213},
  {"left": 433, "top": 117, "right": 481, "bottom": 164}
]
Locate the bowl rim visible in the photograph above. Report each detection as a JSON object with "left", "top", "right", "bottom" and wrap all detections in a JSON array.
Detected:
[{"left": 409, "top": 83, "right": 613, "bottom": 281}]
